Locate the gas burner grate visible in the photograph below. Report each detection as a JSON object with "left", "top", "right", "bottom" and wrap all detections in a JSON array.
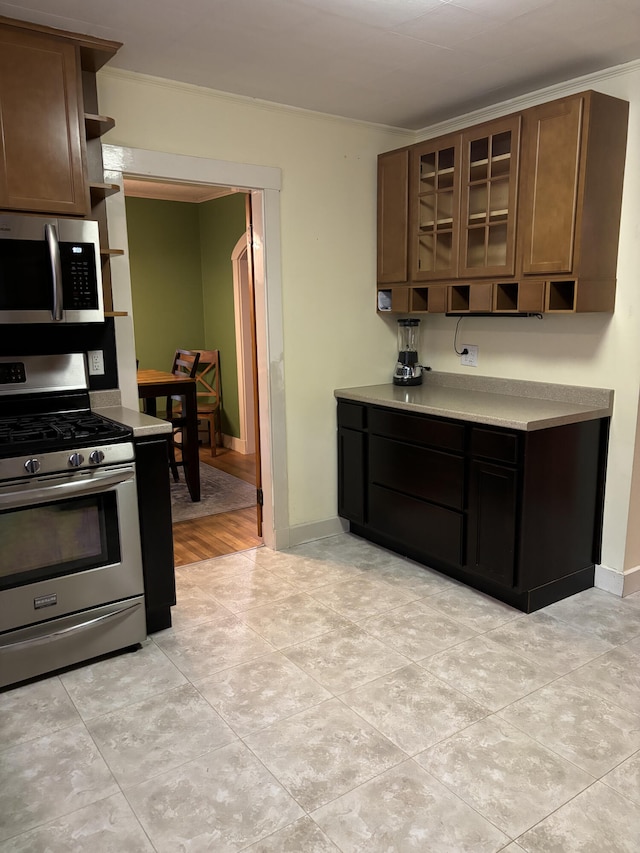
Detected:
[{"left": 0, "top": 411, "right": 131, "bottom": 453}]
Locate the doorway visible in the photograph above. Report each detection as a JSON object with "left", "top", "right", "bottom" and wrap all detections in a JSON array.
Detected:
[
  {"left": 124, "top": 181, "right": 261, "bottom": 563},
  {"left": 103, "top": 143, "right": 289, "bottom": 554}
]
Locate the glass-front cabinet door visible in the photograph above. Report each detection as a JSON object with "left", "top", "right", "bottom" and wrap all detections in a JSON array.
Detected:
[
  {"left": 459, "top": 116, "right": 520, "bottom": 278},
  {"left": 409, "top": 134, "right": 461, "bottom": 281}
]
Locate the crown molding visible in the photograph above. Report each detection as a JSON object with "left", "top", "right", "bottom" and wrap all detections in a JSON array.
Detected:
[
  {"left": 415, "top": 58, "right": 640, "bottom": 141},
  {"left": 99, "top": 67, "right": 414, "bottom": 139}
]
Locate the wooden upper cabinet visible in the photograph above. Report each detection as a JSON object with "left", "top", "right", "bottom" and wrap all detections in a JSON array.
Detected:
[
  {"left": 377, "top": 148, "right": 409, "bottom": 284},
  {"left": 459, "top": 115, "right": 520, "bottom": 278},
  {"left": 377, "top": 89, "right": 628, "bottom": 314},
  {"left": 0, "top": 24, "right": 88, "bottom": 215},
  {"left": 519, "top": 95, "right": 583, "bottom": 275},
  {"left": 519, "top": 91, "right": 628, "bottom": 285},
  {"left": 409, "top": 133, "right": 461, "bottom": 281}
]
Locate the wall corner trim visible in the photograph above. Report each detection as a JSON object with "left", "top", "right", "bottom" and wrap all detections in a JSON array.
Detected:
[
  {"left": 286, "top": 517, "right": 349, "bottom": 549},
  {"left": 595, "top": 563, "right": 640, "bottom": 597}
]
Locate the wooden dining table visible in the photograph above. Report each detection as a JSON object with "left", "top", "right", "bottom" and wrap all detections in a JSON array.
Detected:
[{"left": 136, "top": 369, "right": 200, "bottom": 502}]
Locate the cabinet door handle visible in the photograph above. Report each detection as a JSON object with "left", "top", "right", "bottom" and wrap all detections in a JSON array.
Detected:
[{"left": 45, "top": 223, "right": 63, "bottom": 321}]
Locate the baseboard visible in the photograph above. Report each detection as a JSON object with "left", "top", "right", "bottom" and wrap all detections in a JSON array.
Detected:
[
  {"left": 595, "top": 563, "right": 640, "bottom": 597},
  {"left": 222, "top": 434, "right": 248, "bottom": 454},
  {"left": 285, "top": 516, "right": 349, "bottom": 549}
]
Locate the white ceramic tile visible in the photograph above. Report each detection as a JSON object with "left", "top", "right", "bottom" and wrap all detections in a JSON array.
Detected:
[
  {"left": 124, "top": 741, "right": 303, "bottom": 852},
  {"left": 313, "top": 759, "right": 509, "bottom": 852},
  {"left": 86, "top": 683, "right": 236, "bottom": 787},
  {"left": 342, "top": 664, "right": 488, "bottom": 754},
  {"left": 0, "top": 793, "right": 153, "bottom": 852},
  {"left": 197, "top": 652, "right": 331, "bottom": 735},
  {"left": 498, "top": 681, "right": 640, "bottom": 776},
  {"left": 284, "top": 625, "right": 409, "bottom": 693},
  {"left": 0, "top": 676, "right": 81, "bottom": 749},
  {"left": 269, "top": 548, "right": 367, "bottom": 590},
  {"left": 361, "top": 557, "right": 460, "bottom": 597},
  {"left": 563, "top": 644, "right": 640, "bottom": 716},
  {"left": 486, "top": 611, "right": 615, "bottom": 675},
  {"left": 518, "top": 781, "right": 640, "bottom": 852},
  {"left": 244, "top": 817, "right": 340, "bottom": 852},
  {"left": 244, "top": 699, "right": 406, "bottom": 811},
  {"left": 426, "top": 584, "right": 520, "bottom": 632},
  {"left": 601, "top": 750, "right": 640, "bottom": 806},
  {"left": 60, "top": 640, "right": 186, "bottom": 720},
  {"left": 0, "top": 725, "right": 118, "bottom": 842},
  {"left": 199, "top": 567, "right": 300, "bottom": 612},
  {"left": 237, "top": 592, "right": 353, "bottom": 648},
  {"left": 170, "top": 583, "right": 233, "bottom": 629},
  {"left": 238, "top": 546, "right": 299, "bottom": 571},
  {"left": 309, "top": 575, "right": 418, "bottom": 620},
  {"left": 153, "top": 613, "right": 275, "bottom": 682},
  {"left": 421, "top": 635, "right": 557, "bottom": 711},
  {"left": 359, "top": 600, "right": 477, "bottom": 659},
  {"left": 542, "top": 588, "right": 640, "bottom": 646},
  {"left": 416, "top": 716, "right": 593, "bottom": 838}
]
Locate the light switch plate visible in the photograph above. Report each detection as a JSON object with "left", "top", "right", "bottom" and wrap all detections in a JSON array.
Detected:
[{"left": 461, "top": 344, "right": 478, "bottom": 367}]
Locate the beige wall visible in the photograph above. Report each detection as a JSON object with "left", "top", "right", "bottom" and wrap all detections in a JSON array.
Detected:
[
  {"left": 99, "top": 70, "right": 413, "bottom": 533},
  {"left": 98, "top": 62, "right": 640, "bottom": 582}
]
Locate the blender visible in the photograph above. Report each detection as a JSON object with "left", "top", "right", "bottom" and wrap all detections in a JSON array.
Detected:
[{"left": 393, "top": 318, "right": 424, "bottom": 386}]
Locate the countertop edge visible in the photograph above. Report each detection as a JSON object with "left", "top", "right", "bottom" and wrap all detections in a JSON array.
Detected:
[
  {"left": 334, "top": 383, "right": 613, "bottom": 431},
  {"left": 94, "top": 405, "right": 172, "bottom": 437}
]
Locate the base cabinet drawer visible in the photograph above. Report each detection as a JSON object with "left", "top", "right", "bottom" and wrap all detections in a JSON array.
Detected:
[
  {"left": 369, "top": 408, "right": 464, "bottom": 451},
  {"left": 370, "top": 435, "right": 464, "bottom": 509},
  {"left": 369, "top": 484, "right": 463, "bottom": 566}
]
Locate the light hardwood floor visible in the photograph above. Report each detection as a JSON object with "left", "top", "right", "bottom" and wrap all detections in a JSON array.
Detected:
[{"left": 172, "top": 446, "right": 262, "bottom": 567}]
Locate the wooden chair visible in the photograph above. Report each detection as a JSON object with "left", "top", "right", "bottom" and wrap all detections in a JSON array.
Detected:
[
  {"left": 166, "top": 349, "right": 200, "bottom": 481},
  {"left": 192, "top": 349, "right": 222, "bottom": 457}
]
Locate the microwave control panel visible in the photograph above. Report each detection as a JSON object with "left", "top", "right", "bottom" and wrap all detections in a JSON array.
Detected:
[{"left": 60, "top": 243, "right": 99, "bottom": 309}]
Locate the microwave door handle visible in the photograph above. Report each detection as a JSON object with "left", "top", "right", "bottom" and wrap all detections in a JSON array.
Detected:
[{"left": 45, "top": 223, "right": 63, "bottom": 321}]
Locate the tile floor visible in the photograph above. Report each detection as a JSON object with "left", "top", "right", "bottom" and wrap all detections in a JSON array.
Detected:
[{"left": 2, "top": 533, "right": 640, "bottom": 852}]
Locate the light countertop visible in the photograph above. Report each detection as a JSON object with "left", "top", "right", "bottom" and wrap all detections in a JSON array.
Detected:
[
  {"left": 335, "top": 373, "right": 613, "bottom": 431},
  {"left": 93, "top": 405, "right": 172, "bottom": 437}
]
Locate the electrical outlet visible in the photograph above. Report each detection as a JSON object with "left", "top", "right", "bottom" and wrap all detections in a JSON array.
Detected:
[
  {"left": 460, "top": 344, "right": 478, "bottom": 367},
  {"left": 88, "top": 350, "right": 105, "bottom": 375}
]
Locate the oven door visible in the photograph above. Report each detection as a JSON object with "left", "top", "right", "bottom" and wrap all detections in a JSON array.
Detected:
[{"left": 0, "top": 464, "right": 144, "bottom": 634}]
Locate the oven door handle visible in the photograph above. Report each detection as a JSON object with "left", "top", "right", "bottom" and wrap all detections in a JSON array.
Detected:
[
  {"left": 0, "top": 601, "right": 141, "bottom": 651},
  {"left": 0, "top": 468, "right": 135, "bottom": 510},
  {"left": 45, "top": 222, "right": 64, "bottom": 321}
]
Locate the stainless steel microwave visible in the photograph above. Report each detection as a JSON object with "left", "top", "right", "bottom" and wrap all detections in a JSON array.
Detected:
[{"left": 0, "top": 214, "right": 103, "bottom": 324}]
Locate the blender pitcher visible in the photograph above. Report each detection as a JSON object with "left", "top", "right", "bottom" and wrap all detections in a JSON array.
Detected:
[{"left": 393, "top": 318, "right": 423, "bottom": 386}]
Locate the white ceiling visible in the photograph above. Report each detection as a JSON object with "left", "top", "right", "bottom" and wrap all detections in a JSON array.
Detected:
[{"left": 2, "top": 0, "right": 639, "bottom": 129}]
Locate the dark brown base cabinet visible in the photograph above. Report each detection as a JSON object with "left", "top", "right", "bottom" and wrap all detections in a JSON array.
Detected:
[
  {"left": 134, "top": 436, "right": 176, "bottom": 633},
  {"left": 337, "top": 400, "right": 608, "bottom": 612}
]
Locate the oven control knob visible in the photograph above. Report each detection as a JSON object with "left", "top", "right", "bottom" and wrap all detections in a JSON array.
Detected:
[
  {"left": 89, "top": 450, "right": 105, "bottom": 465},
  {"left": 68, "top": 452, "right": 85, "bottom": 468},
  {"left": 24, "top": 458, "right": 41, "bottom": 474}
]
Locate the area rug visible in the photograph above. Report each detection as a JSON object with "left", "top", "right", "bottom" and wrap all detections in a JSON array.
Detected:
[{"left": 170, "top": 462, "right": 256, "bottom": 523}]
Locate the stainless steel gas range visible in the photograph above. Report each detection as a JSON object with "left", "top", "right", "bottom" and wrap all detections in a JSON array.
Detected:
[{"left": 0, "top": 354, "right": 146, "bottom": 689}]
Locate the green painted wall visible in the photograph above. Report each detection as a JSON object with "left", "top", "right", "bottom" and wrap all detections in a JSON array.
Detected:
[
  {"left": 126, "top": 197, "right": 205, "bottom": 372},
  {"left": 126, "top": 193, "right": 246, "bottom": 438},
  {"left": 199, "top": 193, "right": 247, "bottom": 438}
]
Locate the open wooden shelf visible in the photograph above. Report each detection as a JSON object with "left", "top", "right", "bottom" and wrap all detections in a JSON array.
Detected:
[
  {"left": 89, "top": 182, "right": 120, "bottom": 200},
  {"left": 84, "top": 113, "right": 115, "bottom": 139}
]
